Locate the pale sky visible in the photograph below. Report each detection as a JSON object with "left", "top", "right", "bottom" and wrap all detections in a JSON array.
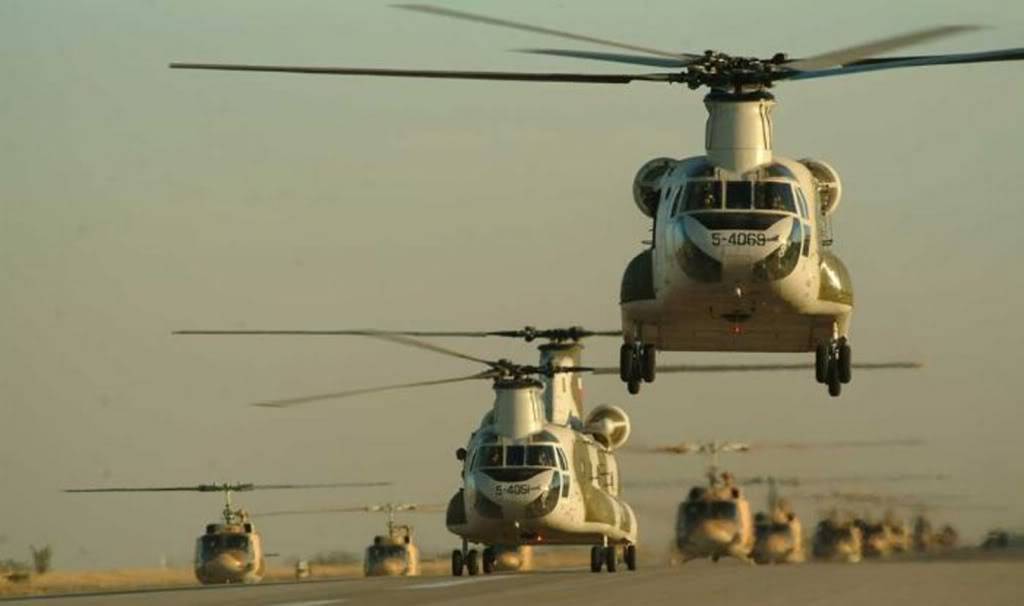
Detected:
[{"left": 2, "top": 0, "right": 1023, "bottom": 569}]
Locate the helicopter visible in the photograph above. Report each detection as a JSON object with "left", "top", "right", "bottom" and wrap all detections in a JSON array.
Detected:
[
  {"left": 169, "top": 4, "right": 1023, "bottom": 397},
  {"left": 262, "top": 502, "right": 445, "bottom": 577},
  {"left": 64, "top": 481, "right": 387, "bottom": 584},
  {"left": 812, "top": 509, "right": 864, "bottom": 563}
]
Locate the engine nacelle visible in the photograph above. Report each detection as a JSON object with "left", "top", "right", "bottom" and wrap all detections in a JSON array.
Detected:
[
  {"left": 632, "top": 157, "right": 676, "bottom": 218},
  {"left": 583, "top": 404, "right": 631, "bottom": 450},
  {"left": 799, "top": 158, "right": 842, "bottom": 216}
]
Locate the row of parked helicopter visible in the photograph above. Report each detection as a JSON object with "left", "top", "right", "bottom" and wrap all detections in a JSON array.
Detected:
[{"left": 65, "top": 328, "right": 971, "bottom": 583}]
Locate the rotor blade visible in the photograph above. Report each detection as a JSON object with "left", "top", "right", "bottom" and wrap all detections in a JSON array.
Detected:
[
  {"left": 250, "top": 482, "right": 392, "bottom": 490},
  {"left": 518, "top": 49, "right": 692, "bottom": 69},
  {"left": 176, "top": 327, "right": 622, "bottom": 340},
  {"left": 590, "top": 361, "right": 922, "bottom": 375},
  {"left": 788, "top": 46, "right": 1024, "bottom": 81},
  {"left": 260, "top": 503, "right": 446, "bottom": 517},
  {"left": 180, "top": 329, "right": 497, "bottom": 367},
  {"left": 785, "top": 25, "right": 980, "bottom": 71},
  {"left": 394, "top": 4, "right": 697, "bottom": 61},
  {"left": 627, "top": 442, "right": 700, "bottom": 455},
  {"left": 64, "top": 485, "right": 221, "bottom": 493},
  {"left": 748, "top": 439, "right": 926, "bottom": 451},
  {"left": 168, "top": 63, "right": 673, "bottom": 84},
  {"left": 252, "top": 370, "right": 498, "bottom": 408}
]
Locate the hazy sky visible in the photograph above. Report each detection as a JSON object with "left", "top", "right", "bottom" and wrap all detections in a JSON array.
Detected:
[{"left": 2, "top": 0, "right": 1023, "bottom": 569}]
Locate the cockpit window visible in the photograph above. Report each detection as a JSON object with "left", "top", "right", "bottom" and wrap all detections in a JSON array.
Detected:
[
  {"left": 479, "top": 446, "right": 503, "bottom": 468},
  {"left": 680, "top": 181, "right": 721, "bottom": 213},
  {"left": 708, "top": 501, "right": 738, "bottom": 520},
  {"left": 726, "top": 181, "right": 753, "bottom": 209},
  {"left": 526, "top": 445, "right": 557, "bottom": 467},
  {"left": 754, "top": 182, "right": 796, "bottom": 212},
  {"left": 223, "top": 535, "right": 250, "bottom": 551},
  {"left": 556, "top": 448, "right": 569, "bottom": 471},
  {"left": 506, "top": 445, "right": 526, "bottom": 466}
]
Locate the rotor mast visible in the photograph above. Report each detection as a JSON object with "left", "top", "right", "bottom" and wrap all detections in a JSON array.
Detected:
[{"left": 703, "top": 90, "right": 776, "bottom": 174}]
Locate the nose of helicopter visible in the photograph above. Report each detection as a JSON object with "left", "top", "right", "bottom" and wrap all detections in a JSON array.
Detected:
[
  {"left": 369, "top": 557, "right": 406, "bottom": 576},
  {"left": 761, "top": 533, "right": 793, "bottom": 559},
  {"left": 696, "top": 520, "right": 739, "bottom": 548},
  {"left": 203, "top": 552, "right": 247, "bottom": 581}
]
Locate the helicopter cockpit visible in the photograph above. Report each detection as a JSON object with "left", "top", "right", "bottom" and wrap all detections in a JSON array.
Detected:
[
  {"left": 682, "top": 500, "right": 740, "bottom": 523},
  {"left": 199, "top": 533, "right": 253, "bottom": 557},
  {"left": 471, "top": 443, "right": 569, "bottom": 483}
]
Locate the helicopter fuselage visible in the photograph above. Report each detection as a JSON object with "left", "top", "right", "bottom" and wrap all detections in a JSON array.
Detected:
[
  {"left": 623, "top": 154, "right": 853, "bottom": 353},
  {"left": 193, "top": 524, "right": 265, "bottom": 584},
  {"left": 447, "top": 422, "right": 637, "bottom": 547},
  {"left": 674, "top": 481, "right": 754, "bottom": 562}
]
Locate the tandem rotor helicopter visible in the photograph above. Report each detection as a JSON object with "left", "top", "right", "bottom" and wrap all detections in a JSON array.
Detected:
[
  {"left": 64, "top": 481, "right": 387, "bottom": 584},
  {"left": 169, "top": 4, "right": 1023, "bottom": 397}
]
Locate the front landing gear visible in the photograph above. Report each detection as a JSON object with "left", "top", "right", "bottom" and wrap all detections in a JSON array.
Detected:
[
  {"left": 815, "top": 338, "right": 852, "bottom": 397},
  {"left": 452, "top": 540, "right": 481, "bottom": 576},
  {"left": 620, "top": 343, "right": 656, "bottom": 395}
]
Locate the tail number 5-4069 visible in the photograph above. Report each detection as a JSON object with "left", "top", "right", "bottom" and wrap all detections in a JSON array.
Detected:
[{"left": 711, "top": 232, "right": 766, "bottom": 246}]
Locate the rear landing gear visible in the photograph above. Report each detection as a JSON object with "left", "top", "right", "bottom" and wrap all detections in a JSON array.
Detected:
[
  {"left": 815, "top": 338, "right": 851, "bottom": 397},
  {"left": 620, "top": 343, "right": 656, "bottom": 395}
]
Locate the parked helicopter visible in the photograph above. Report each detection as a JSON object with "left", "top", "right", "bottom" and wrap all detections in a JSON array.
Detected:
[
  {"left": 64, "top": 481, "right": 387, "bottom": 584},
  {"left": 262, "top": 502, "right": 444, "bottom": 577},
  {"left": 169, "top": 4, "right": 1022, "bottom": 397}
]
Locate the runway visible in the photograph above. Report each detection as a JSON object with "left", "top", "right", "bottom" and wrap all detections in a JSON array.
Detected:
[{"left": 5, "top": 558, "right": 1022, "bottom": 606}]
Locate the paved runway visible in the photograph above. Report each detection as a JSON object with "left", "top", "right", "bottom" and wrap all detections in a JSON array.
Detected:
[{"left": 4, "top": 559, "right": 1022, "bottom": 606}]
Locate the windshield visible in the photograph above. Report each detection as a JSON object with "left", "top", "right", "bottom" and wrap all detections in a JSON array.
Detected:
[
  {"left": 199, "top": 534, "right": 251, "bottom": 558},
  {"left": 677, "top": 181, "right": 797, "bottom": 214},
  {"left": 476, "top": 445, "right": 562, "bottom": 469},
  {"left": 368, "top": 545, "right": 408, "bottom": 561}
]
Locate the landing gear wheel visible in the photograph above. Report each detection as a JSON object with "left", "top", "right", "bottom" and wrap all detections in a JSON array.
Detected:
[
  {"left": 827, "top": 364, "right": 842, "bottom": 397},
  {"left": 619, "top": 344, "right": 634, "bottom": 383},
  {"left": 838, "top": 341, "right": 852, "bottom": 384},
  {"left": 815, "top": 344, "right": 829, "bottom": 383},
  {"left": 605, "top": 546, "right": 618, "bottom": 573},
  {"left": 624, "top": 544, "right": 637, "bottom": 571},
  {"left": 590, "top": 546, "right": 603, "bottom": 573},
  {"left": 451, "top": 549, "right": 464, "bottom": 577},
  {"left": 465, "top": 549, "right": 481, "bottom": 576},
  {"left": 627, "top": 379, "right": 641, "bottom": 395},
  {"left": 482, "top": 547, "right": 495, "bottom": 574},
  {"left": 641, "top": 345, "right": 657, "bottom": 383}
]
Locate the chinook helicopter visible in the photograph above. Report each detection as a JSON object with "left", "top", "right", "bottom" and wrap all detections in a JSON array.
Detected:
[
  {"left": 262, "top": 502, "right": 445, "bottom": 577},
  {"left": 64, "top": 481, "right": 387, "bottom": 584},
  {"left": 169, "top": 4, "right": 1023, "bottom": 397}
]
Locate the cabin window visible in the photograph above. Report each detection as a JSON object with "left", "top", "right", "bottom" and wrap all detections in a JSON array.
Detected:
[
  {"left": 506, "top": 445, "right": 526, "bottom": 466},
  {"left": 556, "top": 448, "right": 569, "bottom": 471},
  {"left": 795, "top": 188, "right": 810, "bottom": 218},
  {"left": 479, "top": 446, "right": 503, "bottom": 468},
  {"left": 754, "top": 182, "right": 797, "bottom": 212},
  {"left": 561, "top": 476, "right": 571, "bottom": 498},
  {"left": 526, "top": 445, "right": 557, "bottom": 468},
  {"left": 680, "top": 181, "right": 721, "bottom": 213},
  {"left": 725, "top": 181, "right": 753, "bottom": 209}
]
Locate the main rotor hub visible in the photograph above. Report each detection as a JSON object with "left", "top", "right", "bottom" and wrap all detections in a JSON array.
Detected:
[{"left": 682, "top": 52, "right": 793, "bottom": 92}]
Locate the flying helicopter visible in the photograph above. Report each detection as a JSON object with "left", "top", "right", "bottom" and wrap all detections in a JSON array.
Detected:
[
  {"left": 168, "top": 4, "right": 1023, "bottom": 397},
  {"left": 261, "top": 502, "right": 444, "bottom": 577},
  {"left": 64, "top": 481, "right": 387, "bottom": 584}
]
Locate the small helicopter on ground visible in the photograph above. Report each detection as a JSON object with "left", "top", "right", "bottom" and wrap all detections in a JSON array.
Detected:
[
  {"left": 262, "top": 502, "right": 444, "bottom": 577},
  {"left": 169, "top": 4, "right": 1020, "bottom": 397},
  {"left": 64, "top": 481, "right": 386, "bottom": 584},
  {"left": 812, "top": 510, "right": 864, "bottom": 563}
]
